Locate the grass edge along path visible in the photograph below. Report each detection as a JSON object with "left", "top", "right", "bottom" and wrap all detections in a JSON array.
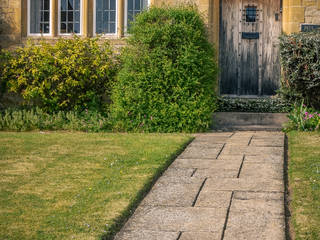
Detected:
[
  {"left": 288, "top": 131, "right": 320, "bottom": 240},
  {"left": 0, "top": 132, "right": 193, "bottom": 240},
  {"left": 102, "top": 135, "right": 193, "bottom": 240}
]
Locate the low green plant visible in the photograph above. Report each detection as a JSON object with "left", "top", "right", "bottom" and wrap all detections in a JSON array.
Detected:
[
  {"left": 0, "top": 108, "right": 111, "bottom": 132},
  {"left": 284, "top": 101, "right": 320, "bottom": 132},
  {"left": 279, "top": 32, "right": 320, "bottom": 109},
  {"left": 110, "top": 5, "right": 218, "bottom": 133},
  {"left": 1, "top": 37, "right": 119, "bottom": 112},
  {"left": 217, "top": 97, "right": 291, "bottom": 113}
]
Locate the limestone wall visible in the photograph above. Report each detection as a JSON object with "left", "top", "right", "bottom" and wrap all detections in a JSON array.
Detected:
[
  {"left": 0, "top": 0, "right": 21, "bottom": 49},
  {"left": 283, "top": 0, "right": 320, "bottom": 33}
]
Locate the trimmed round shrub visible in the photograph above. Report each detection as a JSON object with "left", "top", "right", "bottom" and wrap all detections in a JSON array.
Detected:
[
  {"left": 280, "top": 32, "right": 320, "bottom": 109},
  {"left": 1, "top": 37, "right": 119, "bottom": 112},
  {"left": 110, "top": 5, "right": 218, "bottom": 132}
]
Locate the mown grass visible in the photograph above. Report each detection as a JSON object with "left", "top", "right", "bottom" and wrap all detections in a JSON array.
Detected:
[
  {"left": 288, "top": 131, "right": 320, "bottom": 239},
  {"left": 0, "top": 132, "right": 192, "bottom": 240}
]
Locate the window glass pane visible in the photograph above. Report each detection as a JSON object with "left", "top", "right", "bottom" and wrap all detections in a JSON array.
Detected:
[
  {"left": 74, "top": 23, "right": 80, "bottom": 33},
  {"left": 96, "top": 0, "right": 116, "bottom": 34},
  {"left": 30, "top": 0, "right": 51, "bottom": 34},
  {"left": 128, "top": 0, "right": 133, "bottom": 11},
  {"left": 74, "top": 11, "right": 80, "bottom": 22},
  {"left": 68, "top": 11, "right": 73, "bottom": 21},
  {"left": 61, "top": 0, "right": 66, "bottom": 10},
  {"left": 110, "top": 0, "right": 115, "bottom": 10},
  {"left": 68, "top": 0, "right": 73, "bottom": 10},
  {"left": 126, "top": 0, "right": 148, "bottom": 30},
  {"left": 60, "top": 23, "right": 67, "bottom": 33},
  {"left": 61, "top": 11, "right": 66, "bottom": 21},
  {"left": 68, "top": 23, "right": 73, "bottom": 32},
  {"left": 75, "top": 0, "right": 80, "bottom": 10},
  {"left": 60, "top": 0, "right": 80, "bottom": 34},
  {"left": 134, "top": 0, "right": 140, "bottom": 10}
]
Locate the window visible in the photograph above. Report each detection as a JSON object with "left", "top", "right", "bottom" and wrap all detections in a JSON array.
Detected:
[
  {"left": 28, "top": 0, "right": 51, "bottom": 35},
  {"left": 125, "top": 0, "right": 148, "bottom": 31},
  {"left": 95, "top": 0, "right": 117, "bottom": 35},
  {"left": 59, "top": 0, "right": 81, "bottom": 34},
  {"left": 245, "top": 6, "right": 257, "bottom": 23}
]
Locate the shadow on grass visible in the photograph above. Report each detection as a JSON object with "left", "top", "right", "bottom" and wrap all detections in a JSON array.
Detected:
[{"left": 100, "top": 137, "right": 194, "bottom": 240}]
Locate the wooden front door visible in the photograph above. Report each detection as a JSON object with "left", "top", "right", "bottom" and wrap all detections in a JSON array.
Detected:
[{"left": 219, "top": 0, "right": 282, "bottom": 96}]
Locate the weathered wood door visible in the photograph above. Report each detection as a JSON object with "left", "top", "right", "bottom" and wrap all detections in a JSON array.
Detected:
[{"left": 219, "top": 0, "right": 282, "bottom": 96}]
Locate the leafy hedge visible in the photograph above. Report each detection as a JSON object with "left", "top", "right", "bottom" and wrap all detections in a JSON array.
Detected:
[
  {"left": 110, "top": 6, "right": 218, "bottom": 132},
  {"left": 279, "top": 32, "right": 320, "bottom": 109},
  {"left": 217, "top": 97, "right": 291, "bottom": 113},
  {"left": 0, "top": 37, "right": 119, "bottom": 112}
]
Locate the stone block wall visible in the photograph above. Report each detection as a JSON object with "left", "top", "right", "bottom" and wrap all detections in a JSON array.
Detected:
[
  {"left": 283, "top": 0, "right": 320, "bottom": 33},
  {"left": 0, "top": 0, "right": 21, "bottom": 49}
]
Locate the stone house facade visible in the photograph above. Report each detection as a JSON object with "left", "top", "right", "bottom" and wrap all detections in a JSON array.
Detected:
[{"left": 0, "top": 0, "right": 319, "bottom": 95}]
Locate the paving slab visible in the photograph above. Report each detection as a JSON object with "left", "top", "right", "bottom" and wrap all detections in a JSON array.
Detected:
[
  {"left": 140, "top": 182, "right": 202, "bottom": 207},
  {"left": 115, "top": 131, "right": 286, "bottom": 240},
  {"left": 204, "top": 178, "right": 284, "bottom": 192},
  {"left": 221, "top": 146, "right": 284, "bottom": 156},
  {"left": 244, "top": 154, "right": 283, "bottom": 164},
  {"left": 195, "top": 190, "right": 232, "bottom": 208},
  {"left": 224, "top": 192, "right": 285, "bottom": 240},
  {"left": 179, "top": 147, "right": 222, "bottom": 159},
  {"left": 114, "top": 230, "right": 179, "bottom": 240},
  {"left": 240, "top": 163, "right": 283, "bottom": 179},
  {"left": 250, "top": 138, "right": 284, "bottom": 147},
  {"left": 193, "top": 168, "right": 238, "bottom": 178},
  {"left": 179, "top": 231, "right": 222, "bottom": 240},
  {"left": 162, "top": 167, "right": 196, "bottom": 178},
  {"left": 122, "top": 206, "right": 227, "bottom": 232},
  {"left": 188, "top": 141, "right": 225, "bottom": 148},
  {"left": 171, "top": 158, "right": 242, "bottom": 170},
  {"left": 156, "top": 175, "right": 205, "bottom": 185}
]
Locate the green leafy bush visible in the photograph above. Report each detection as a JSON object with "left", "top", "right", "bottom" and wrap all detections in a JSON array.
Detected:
[
  {"left": 110, "top": 5, "right": 218, "bottom": 132},
  {"left": 0, "top": 108, "right": 111, "bottom": 132},
  {"left": 279, "top": 32, "right": 320, "bottom": 109},
  {"left": 217, "top": 97, "right": 291, "bottom": 113},
  {"left": 0, "top": 50, "right": 10, "bottom": 99},
  {"left": 284, "top": 101, "right": 320, "bottom": 132},
  {"left": 1, "top": 37, "right": 119, "bottom": 112}
]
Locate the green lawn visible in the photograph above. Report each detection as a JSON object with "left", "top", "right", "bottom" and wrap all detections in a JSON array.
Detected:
[
  {"left": 288, "top": 131, "right": 320, "bottom": 239},
  {"left": 0, "top": 132, "right": 191, "bottom": 240}
]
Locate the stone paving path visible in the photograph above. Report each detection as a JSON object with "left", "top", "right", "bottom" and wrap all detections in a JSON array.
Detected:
[{"left": 115, "top": 131, "right": 286, "bottom": 240}]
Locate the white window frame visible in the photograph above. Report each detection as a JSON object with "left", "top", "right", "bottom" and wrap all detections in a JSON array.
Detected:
[
  {"left": 27, "top": 0, "right": 53, "bottom": 36},
  {"left": 93, "top": 0, "right": 118, "bottom": 36},
  {"left": 124, "top": 0, "right": 150, "bottom": 33},
  {"left": 58, "top": 0, "right": 83, "bottom": 35}
]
